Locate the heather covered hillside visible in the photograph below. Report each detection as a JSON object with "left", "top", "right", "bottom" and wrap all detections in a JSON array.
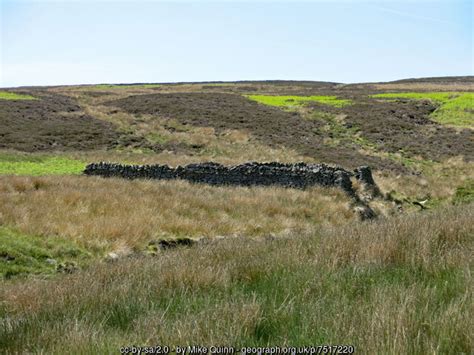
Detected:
[{"left": 0, "top": 77, "right": 473, "bottom": 353}]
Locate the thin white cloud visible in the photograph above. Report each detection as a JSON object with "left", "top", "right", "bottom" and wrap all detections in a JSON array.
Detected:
[{"left": 371, "top": 4, "right": 457, "bottom": 25}]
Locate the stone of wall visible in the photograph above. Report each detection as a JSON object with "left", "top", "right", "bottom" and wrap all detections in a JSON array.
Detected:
[
  {"left": 84, "top": 161, "right": 360, "bottom": 195},
  {"left": 354, "top": 165, "right": 382, "bottom": 200},
  {"left": 84, "top": 162, "right": 384, "bottom": 220}
]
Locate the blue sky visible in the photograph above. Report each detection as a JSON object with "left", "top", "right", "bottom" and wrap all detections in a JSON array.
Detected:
[{"left": 1, "top": 0, "right": 472, "bottom": 87}]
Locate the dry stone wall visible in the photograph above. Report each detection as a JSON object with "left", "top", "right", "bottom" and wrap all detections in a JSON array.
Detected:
[{"left": 82, "top": 161, "right": 382, "bottom": 197}]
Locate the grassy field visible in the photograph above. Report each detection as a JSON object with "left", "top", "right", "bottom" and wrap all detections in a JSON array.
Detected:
[
  {"left": 246, "top": 95, "right": 352, "bottom": 108},
  {"left": 0, "top": 153, "right": 85, "bottom": 176},
  {"left": 0, "top": 91, "right": 37, "bottom": 100},
  {"left": 1, "top": 204, "right": 472, "bottom": 353},
  {"left": 0, "top": 175, "right": 354, "bottom": 254},
  {"left": 372, "top": 92, "right": 474, "bottom": 127}
]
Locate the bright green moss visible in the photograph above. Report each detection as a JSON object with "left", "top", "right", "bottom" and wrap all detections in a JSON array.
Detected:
[
  {"left": 371, "top": 92, "right": 473, "bottom": 127},
  {"left": 0, "top": 91, "right": 37, "bottom": 100},
  {"left": 246, "top": 95, "right": 352, "bottom": 109},
  {"left": 0, "top": 153, "right": 85, "bottom": 176}
]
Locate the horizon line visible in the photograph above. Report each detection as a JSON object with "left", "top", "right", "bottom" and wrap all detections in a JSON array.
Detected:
[{"left": 2, "top": 75, "right": 473, "bottom": 89}]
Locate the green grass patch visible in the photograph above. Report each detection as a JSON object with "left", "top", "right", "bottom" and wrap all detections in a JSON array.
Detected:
[
  {"left": 0, "top": 153, "right": 85, "bottom": 176},
  {"left": 0, "top": 227, "right": 92, "bottom": 278},
  {"left": 385, "top": 152, "right": 435, "bottom": 171},
  {"left": 246, "top": 95, "right": 352, "bottom": 109},
  {"left": 308, "top": 111, "right": 337, "bottom": 121},
  {"left": 146, "top": 132, "right": 170, "bottom": 145},
  {"left": 371, "top": 92, "right": 473, "bottom": 127},
  {"left": 453, "top": 180, "right": 474, "bottom": 205},
  {"left": 0, "top": 91, "right": 37, "bottom": 100},
  {"left": 309, "top": 111, "right": 378, "bottom": 150}
]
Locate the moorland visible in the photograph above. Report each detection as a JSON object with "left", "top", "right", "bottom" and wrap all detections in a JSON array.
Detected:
[{"left": 0, "top": 77, "right": 473, "bottom": 353}]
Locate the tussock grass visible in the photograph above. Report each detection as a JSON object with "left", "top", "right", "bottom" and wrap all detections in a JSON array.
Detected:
[
  {"left": 1, "top": 204, "right": 472, "bottom": 353},
  {"left": 246, "top": 95, "right": 352, "bottom": 109},
  {"left": 0, "top": 227, "right": 92, "bottom": 278},
  {"left": 0, "top": 175, "right": 354, "bottom": 252},
  {"left": 371, "top": 92, "right": 473, "bottom": 127},
  {"left": 0, "top": 152, "right": 85, "bottom": 176},
  {"left": 375, "top": 158, "right": 474, "bottom": 204},
  {"left": 0, "top": 91, "right": 37, "bottom": 100},
  {"left": 453, "top": 179, "right": 474, "bottom": 205}
]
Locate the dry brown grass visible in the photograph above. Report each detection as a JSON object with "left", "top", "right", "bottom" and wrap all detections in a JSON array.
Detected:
[
  {"left": 68, "top": 139, "right": 313, "bottom": 166},
  {"left": 1, "top": 204, "right": 472, "bottom": 353},
  {"left": 375, "top": 158, "right": 474, "bottom": 202},
  {"left": 64, "top": 89, "right": 317, "bottom": 165},
  {"left": 372, "top": 83, "right": 474, "bottom": 91},
  {"left": 0, "top": 175, "right": 354, "bottom": 252}
]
